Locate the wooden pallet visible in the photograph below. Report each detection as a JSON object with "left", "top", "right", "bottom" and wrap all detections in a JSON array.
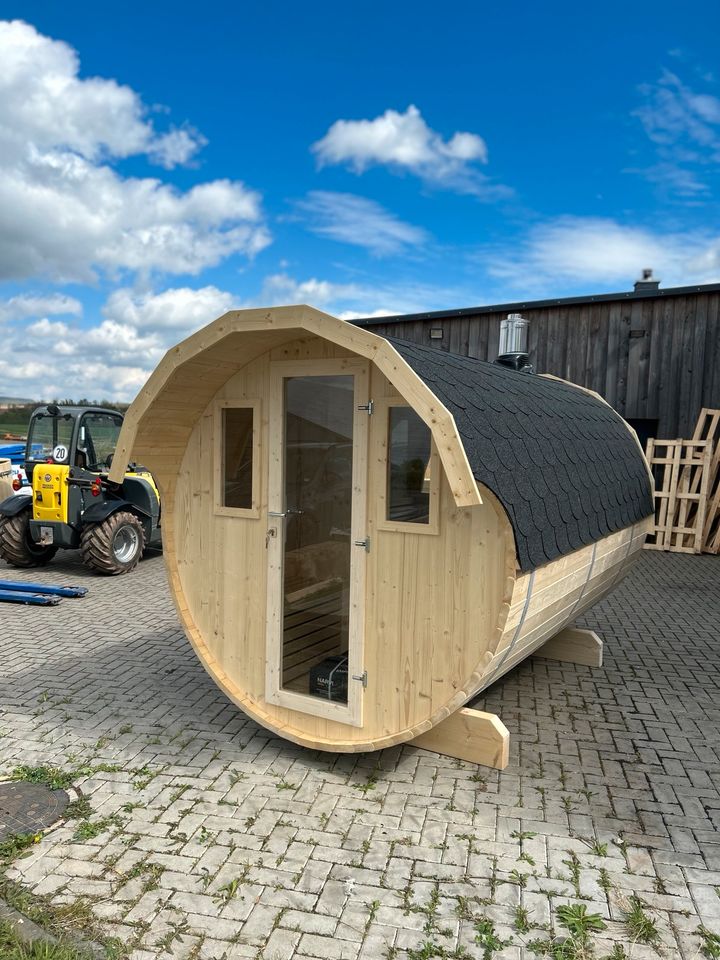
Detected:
[
  {"left": 691, "top": 409, "right": 720, "bottom": 553},
  {"left": 644, "top": 438, "right": 712, "bottom": 553}
]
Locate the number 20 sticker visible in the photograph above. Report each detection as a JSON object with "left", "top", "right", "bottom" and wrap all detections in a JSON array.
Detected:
[{"left": 53, "top": 444, "right": 68, "bottom": 461}]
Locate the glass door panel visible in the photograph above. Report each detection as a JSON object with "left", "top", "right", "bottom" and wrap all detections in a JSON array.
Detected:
[{"left": 281, "top": 375, "right": 354, "bottom": 702}]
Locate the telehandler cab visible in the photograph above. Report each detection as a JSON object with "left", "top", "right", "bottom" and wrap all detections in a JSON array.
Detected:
[{"left": 0, "top": 404, "right": 161, "bottom": 575}]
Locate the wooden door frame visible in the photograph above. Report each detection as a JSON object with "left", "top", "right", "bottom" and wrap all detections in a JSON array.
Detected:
[{"left": 265, "top": 357, "right": 369, "bottom": 727}]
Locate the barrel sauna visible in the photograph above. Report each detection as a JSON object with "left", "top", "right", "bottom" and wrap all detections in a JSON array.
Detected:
[{"left": 110, "top": 306, "right": 654, "bottom": 758}]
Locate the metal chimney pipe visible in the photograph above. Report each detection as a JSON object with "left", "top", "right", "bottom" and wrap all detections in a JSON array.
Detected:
[
  {"left": 499, "top": 313, "right": 529, "bottom": 355},
  {"left": 495, "top": 314, "right": 533, "bottom": 373}
]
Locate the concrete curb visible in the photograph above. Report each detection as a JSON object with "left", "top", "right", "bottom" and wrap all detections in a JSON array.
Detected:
[{"left": 0, "top": 896, "right": 107, "bottom": 958}]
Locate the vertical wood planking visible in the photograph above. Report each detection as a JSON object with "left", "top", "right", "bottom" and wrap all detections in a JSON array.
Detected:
[
  {"left": 689, "top": 295, "right": 709, "bottom": 439},
  {"left": 357, "top": 289, "right": 718, "bottom": 439}
]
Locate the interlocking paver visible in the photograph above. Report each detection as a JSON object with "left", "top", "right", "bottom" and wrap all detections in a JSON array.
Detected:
[{"left": 0, "top": 549, "right": 719, "bottom": 957}]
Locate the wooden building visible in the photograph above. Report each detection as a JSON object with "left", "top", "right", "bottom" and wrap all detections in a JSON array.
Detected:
[
  {"left": 354, "top": 280, "right": 720, "bottom": 447},
  {"left": 111, "top": 305, "right": 653, "bottom": 765}
]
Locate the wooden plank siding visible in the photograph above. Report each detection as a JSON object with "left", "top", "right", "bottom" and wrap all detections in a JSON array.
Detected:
[{"left": 358, "top": 290, "right": 720, "bottom": 440}]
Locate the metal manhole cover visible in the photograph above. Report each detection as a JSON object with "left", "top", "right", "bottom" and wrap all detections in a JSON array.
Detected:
[{"left": 0, "top": 782, "right": 69, "bottom": 840}]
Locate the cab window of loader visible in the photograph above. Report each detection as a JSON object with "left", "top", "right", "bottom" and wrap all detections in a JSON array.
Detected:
[
  {"left": 79, "top": 413, "right": 123, "bottom": 472},
  {"left": 27, "top": 415, "right": 73, "bottom": 461}
]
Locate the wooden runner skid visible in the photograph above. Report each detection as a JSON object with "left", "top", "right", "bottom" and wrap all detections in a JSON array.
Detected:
[{"left": 644, "top": 438, "right": 712, "bottom": 553}]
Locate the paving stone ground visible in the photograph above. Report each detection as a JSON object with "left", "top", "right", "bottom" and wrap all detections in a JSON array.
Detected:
[{"left": 0, "top": 548, "right": 718, "bottom": 959}]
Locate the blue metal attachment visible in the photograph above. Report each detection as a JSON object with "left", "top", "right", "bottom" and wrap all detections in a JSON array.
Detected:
[
  {"left": 0, "top": 589, "right": 61, "bottom": 606},
  {"left": 0, "top": 579, "right": 88, "bottom": 598}
]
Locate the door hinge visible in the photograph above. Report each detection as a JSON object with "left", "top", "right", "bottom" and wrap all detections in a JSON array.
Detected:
[
  {"left": 354, "top": 537, "right": 371, "bottom": 552},
  {"left": 357, "top": 399, "right": 374, "bottom": 415},
  {"left": 352, "top": 670, "right": 368, "bottom": 688}
]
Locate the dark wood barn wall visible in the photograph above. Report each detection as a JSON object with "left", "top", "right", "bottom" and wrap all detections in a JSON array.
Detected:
[{"left": 360, "top": 291, "right": 720, "bottom": 439}]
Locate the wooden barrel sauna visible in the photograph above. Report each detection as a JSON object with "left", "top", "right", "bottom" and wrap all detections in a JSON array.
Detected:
[{"left": 110, "top": 306, "right": 654, "bottom": 753}]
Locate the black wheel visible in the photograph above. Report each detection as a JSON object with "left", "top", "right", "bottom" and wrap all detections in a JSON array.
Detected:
[
  {"left": 0, "top": 511, "right": 58, "bottom": 567},
  {"left": 80, "top": 510, "right": 145, "bottom": 575}
]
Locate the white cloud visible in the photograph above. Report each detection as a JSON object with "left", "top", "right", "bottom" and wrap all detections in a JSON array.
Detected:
[
  {"left": 338, "top": 308, "right": 395, "bottom": 321},
  {"left": 0, "top": 292, "right": 82, "bottom": 323},
  {"left": 0, "top": 19, "right": 204, "bottom": 166},
  {"left": 258, "top": 273, "right": 364, "bottom": 308},
  {"left": 0, "top": 274, "right": 470, "bottom": 402},
  {"left": 103, "top": 285, "right": 236, "bottom": 333},
  {"left": 256, "top": 272, "right": 467, "bottom": 318},
  {"left": 0, "top": 319, "right": 160, "bottom": 401},
  {"left": 635, "top": 70, "right": 720, "bottom": 151},
  {"left": 0, "top": 20, "right": 270, "bottom": 282},
  {"left": 632, "top": 69, "right": 720, "bottom": 196},
  {"left": 0, "top": 284, "right": 243, "bottom": 402},
  {"left": 486, "top": 216, "right": 720, "bottom": 291},
  {"left": 295, "top": 191, "right": 429, "bottom": 256},
  {"left": 312, "top": 105, "right": 507, "bottom": 196}
]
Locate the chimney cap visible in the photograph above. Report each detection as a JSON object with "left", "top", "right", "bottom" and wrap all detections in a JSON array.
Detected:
[{"left": 634, "top": 268, "right": 660, "bottom": 292}]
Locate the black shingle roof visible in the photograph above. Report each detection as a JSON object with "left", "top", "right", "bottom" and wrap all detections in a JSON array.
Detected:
[{"left": 384, "top": 337, "right": 654, "bottom": 572}]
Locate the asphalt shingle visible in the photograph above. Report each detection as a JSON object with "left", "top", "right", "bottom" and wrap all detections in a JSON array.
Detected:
[{"left": 384, "top": 336, "right": 655, "bottom": 571}]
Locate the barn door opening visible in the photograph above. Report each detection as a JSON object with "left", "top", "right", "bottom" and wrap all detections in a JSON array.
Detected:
[{"left": 266, "top": 359, "right": 368, "bottom": 727}]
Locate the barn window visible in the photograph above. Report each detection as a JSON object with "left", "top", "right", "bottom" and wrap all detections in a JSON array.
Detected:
[
  {"left": 382, "top": 404, "right": 439, "bottom": 532},
  {"left": 216, "top": 401, "right": 260, "bottom": 517}
]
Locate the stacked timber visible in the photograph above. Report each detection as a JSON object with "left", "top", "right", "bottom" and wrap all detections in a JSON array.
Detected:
[{"left": 645, "top": 408, "right": 720, "bottom": 554}]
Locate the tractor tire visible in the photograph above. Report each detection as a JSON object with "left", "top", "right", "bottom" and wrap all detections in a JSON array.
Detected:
[
  {"left": 0, "top": 511, "right": 58, "bottom": 567},
  {"left": 80, "top": 510, "right": 145, "bottom": 575}
]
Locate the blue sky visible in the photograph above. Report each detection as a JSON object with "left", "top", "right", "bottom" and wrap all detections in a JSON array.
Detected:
[{"left": 1, "top": 0, "right": 719, "bottom": 399}]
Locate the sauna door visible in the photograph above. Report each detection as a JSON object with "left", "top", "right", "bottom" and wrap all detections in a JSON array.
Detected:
[{"left": 265, "top": 359, "right": 368, "bottom": 727}]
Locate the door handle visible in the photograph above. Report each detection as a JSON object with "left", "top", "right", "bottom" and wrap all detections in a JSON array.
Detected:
[
  {"left": 268, "top": 508, "right": 304, "bottom": 518},
  {"left": 268, "top": 510, "right": 286, "bottom": 518}
]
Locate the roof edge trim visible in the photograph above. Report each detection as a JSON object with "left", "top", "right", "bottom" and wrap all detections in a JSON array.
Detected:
[{"left": 109, "top": 304, "right": 482, "bottom": 507}]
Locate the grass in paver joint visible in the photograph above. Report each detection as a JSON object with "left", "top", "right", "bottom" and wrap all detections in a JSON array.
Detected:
[
  {"left": 510, "top": 829, "right": 537, "bottom": 841},
  {"left": 0, "top": 833, "right": 43, "bottom": 868},
  {"left": 590, "top": 840, "right": 608, "bottom": 857},
  {"left": 526, "top": 904, "right": 607, "bottom": 959},
  {"left": 556, "top": 904, "right": 606, "bottom": 940},
  {"left": 10, "top": 766, "right": 75, "bottom": 791},
  {"left": 603, "top": 947, "right": 628, "bottom": 959},
  {"left": 562, "top": 851, "right": 583, "bottom": 898},
  {"left": 698, "top": 926, "right": 720, "bottom": 959},
  {"left": 353, "top": 774, "right": 377, "bottom": 794},
  {"left": 405, "top": 943, "right": 471, "bottom": 959},
  {"left": 474, "top": 916, "right": 512, "bottom": 959},
  {"left": 0, "top": 879, "right": 126, "bottom": 959},
  {"left": 72, "top": 815, "right": 122, "bottom": 842},
  {"left": 623, "top": 896, "right": 659, "bottom": 945},
  {"left": 0, "top": 772, "right": 128, "bottom": 959},
  {"left": 62, "top": 798, "right": 92, "bottom": 821},
  {"left": 0, "top": 917, "right": 90, "bottom": 960}
]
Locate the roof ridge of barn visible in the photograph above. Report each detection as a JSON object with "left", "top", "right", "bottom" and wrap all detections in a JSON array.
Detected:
[{"left": 381, "top": 334, "right": 654, "bottom": 571}]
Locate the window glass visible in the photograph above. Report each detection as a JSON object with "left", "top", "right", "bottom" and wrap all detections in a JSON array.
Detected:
[
  {"left": 27, "top": 414, "right": 74, "bottom": 461},
  {"left": 387, "top": 407, "right": 432, "bottom": 524},
  {"left": 223, "top": 407, "right": 254, "bottom": 509},
  {"left": 281, "top": 375, "right": 354, "bottom": 702},
  {"left": 78, "top": 413, "right": 123, "bottom": 471}
]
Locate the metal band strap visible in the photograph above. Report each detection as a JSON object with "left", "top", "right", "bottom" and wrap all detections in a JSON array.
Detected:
[
  {"left": 565, "top": 540, "right": 597, "bottom": 624},
  {"left": 607, "top": 524, "right": 637, "bottom": 592},
  {"left": 484, "top": 568, "right": 536, "bottom": 688}
]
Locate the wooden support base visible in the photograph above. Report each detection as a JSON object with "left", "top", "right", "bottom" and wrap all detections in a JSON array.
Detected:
[
  {"left": 409, "top": 707, "right": 510, "bottom": 770},
  {"left": 533, "top": 627, "right": 603, "bottom": 667}
]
